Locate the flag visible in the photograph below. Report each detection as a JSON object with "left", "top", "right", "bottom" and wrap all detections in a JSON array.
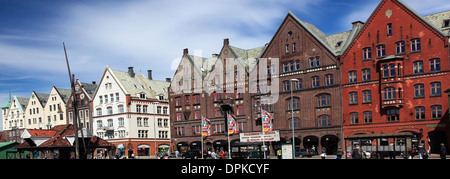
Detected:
[
  {"left": 228, "top": 114, "right": 237, "bottom": 134},
  {"left": 262, "top": 110, "right": 273, "bottom": 132},
  {"left": 202, "top": 116, "right": 211, "bottom": 136}
]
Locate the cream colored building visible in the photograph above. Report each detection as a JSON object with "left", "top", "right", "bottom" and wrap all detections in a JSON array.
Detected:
[
  {"left": 92, "top": 66, "right": 171, "bottom": 157},
  {"left": 24, "top": 91, "right": 49, "bottom": 129},
  {"left": 43, "top": 87, "right": 71, "bottom": 129}
]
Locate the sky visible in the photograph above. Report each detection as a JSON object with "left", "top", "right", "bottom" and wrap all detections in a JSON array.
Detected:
[{"left": 0, "top": 0, "right": 449, "bottom": 130}]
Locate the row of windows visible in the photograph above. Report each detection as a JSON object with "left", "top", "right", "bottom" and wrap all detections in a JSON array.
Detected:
[
  {"left": 99, "top": 93, "right": 120, "bottom": 104},
  {"left": 96, "top": 118, "right": 169, "bottom": 128},
  {"left": 349, "top": 105, "right": 442, "bottom": 125},
  {"left": 190, "top": 122, "right": 248, "bottom": 136},
  {"left": 348, "top": 58, "right": 441, "bottom": 83},
  {"left": 175, "top": 92, "right": 245, "bottom": 107},
  {"left": 174, "top": 116, "right": 333, "bottom": 137},
  {"left": 282, "top": 74, "right": 333, "bottom": 92},
  {"left": 362, "top": 38, "right": 421, "bottom": 60},
  {"left": 347, "top": 82, "right": 441, "bottom": 105},
  {"left": 281, "top": 57, "right": 321, "bottom": 73},
  {"left": 175, "top": 105, "right": 245, "bottom": 121},
  {"left": 96, "top": 105, "right": 168, "bottom": 115},
  {"left": 96, "top": 130, "right": 169, "bottom": 139}
]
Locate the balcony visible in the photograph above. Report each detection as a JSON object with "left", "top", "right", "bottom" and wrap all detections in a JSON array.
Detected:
[
  {"left": 382, "top": 98, "right": 404, "bottom": 108},
  {"left": 102, "top": 126, "right": 114, "bottom": 131}
]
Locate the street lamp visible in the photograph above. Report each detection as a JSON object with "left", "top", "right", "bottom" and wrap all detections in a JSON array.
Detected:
[
  {"left": 290, "top": 78, "right": 299, "bottom": 159},
  {"left": 154, "top": 101, "right": 160, "bottom": 159}
]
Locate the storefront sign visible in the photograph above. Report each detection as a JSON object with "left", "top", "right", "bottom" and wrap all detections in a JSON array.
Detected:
[{"left": 239, "top": 131, "right": 280, "bottom": 142}]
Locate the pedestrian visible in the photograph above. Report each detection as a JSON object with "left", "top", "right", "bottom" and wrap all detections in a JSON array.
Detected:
[
  {"left": 351, "top": 145, "right": 363, "bottom": 159},
  {"left": 336, "top": 146, "right": 344, "bottom": 159},
  {"left": 418, "top": 143, "right": 427, "bottom": 159},
  {"left": 320, "top": 147, "right": 327, "bottom": 159},
  {"left": 175, "top": 150, "right": 179, "bottom": 159},
  {"left": 211, "top": 150, "right": 216, "bottom": 159},
  {"left": 440, "top": 143, "right": 447, "bottom": 159}
]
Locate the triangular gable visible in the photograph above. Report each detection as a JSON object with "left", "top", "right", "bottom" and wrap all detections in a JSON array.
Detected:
[
  {"left": 261, "top": 11, "right": 338, "bottom": 58},
  {"left": 342, "top": 0, "right": 448, "bottom": 58},
  {"left": 91, "top": 66, "right": 128, "bottom": 99}
]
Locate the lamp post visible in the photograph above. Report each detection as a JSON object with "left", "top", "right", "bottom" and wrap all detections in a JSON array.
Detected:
[
  {"left": 290, "top": 79, "right": 299, "bottom": 159},
  {"left": 154, "top": 101, "right": 160, "bottom": 159}
]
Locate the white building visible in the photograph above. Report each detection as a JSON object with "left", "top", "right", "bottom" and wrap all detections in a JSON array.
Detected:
[
  {"left": 2, "top": 95, "right": 28, "bottom": 142},
  {"left": 43, "top": 87, "right": 71, "bottom": 129},
  {"left": 92, "top": 66, "right": 171, "bottom": 158},
  {"left": 24, "top": 91, "right": 49, "bottom": 130}
]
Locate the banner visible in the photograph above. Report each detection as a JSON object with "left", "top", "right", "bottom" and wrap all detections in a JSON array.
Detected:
[
  {"left": 202, "top": 116, "right": 211, "bottom": 136},
  {"left": 228, "top": 114, "right": 237, "bottom": 134},
  {"left": 262, "top": 110, "right": 273, "bottom": 132}
]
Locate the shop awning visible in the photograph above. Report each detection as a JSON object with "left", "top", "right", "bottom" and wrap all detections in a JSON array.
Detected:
[{"left": 346, "top": 132, "right": 414, "bottom": 139}]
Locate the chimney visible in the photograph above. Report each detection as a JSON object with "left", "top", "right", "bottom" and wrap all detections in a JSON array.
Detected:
[
  {"left": 147, "top": 70, "right": 153, "bottom": 80},
  {"left": 223, "top": 38, "right": 229, "bottom": 45},
  {"left": 352, "top": 21, "right": 365, "bottom": 29},
  {"left": 128, "top": 66, "right": 135, "bottom": 77},
  {"left": 183, "top": 48, "right": 189, "bottom": 56},
  {"left": 166, "top": 78, "right": 171, "bottom": 82}
]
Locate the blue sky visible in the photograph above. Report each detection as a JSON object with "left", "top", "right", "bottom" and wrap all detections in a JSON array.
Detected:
[{"left": 0, "top": 0, "right": 449, "bottom": 130}]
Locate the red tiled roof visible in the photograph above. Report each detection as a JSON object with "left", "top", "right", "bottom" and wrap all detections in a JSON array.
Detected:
[
  {"left": 26, "top": 129, "right": 57, "bottom": 137},
  {"left": 89, "top": 136, "right": 114, "bottom": 147},
  {"left": 17, "top": 124, "right": 113, "bottom": 149},
  {"left": 39, "top": 135, "right": 72, "bottom": 147}
]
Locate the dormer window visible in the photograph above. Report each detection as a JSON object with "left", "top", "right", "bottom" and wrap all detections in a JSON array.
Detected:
[
  {"left": 443, "top": 19, "right": 450, "bottom": 28},
  {"left": 139, "top": 93, "right": 146, "bottom": 99}
]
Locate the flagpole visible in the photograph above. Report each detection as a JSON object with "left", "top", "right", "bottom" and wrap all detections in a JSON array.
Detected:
[
  {"left": 227, "top": 112, "right": 231, "bottom": 159},
  {"left": 201, "top": 129, "right": 204, "bottom": 159},
  {"left": 261, "top": 105, "right": 266, "bottom": 159}
]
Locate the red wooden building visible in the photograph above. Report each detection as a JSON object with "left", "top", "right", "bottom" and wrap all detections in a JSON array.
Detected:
[{"left": 340, "top": 0, "right": 450, "bottom": 156}]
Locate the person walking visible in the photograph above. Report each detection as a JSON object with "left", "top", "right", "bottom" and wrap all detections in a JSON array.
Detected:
[
  {"left": 320, "top": 147, "right": 327, "bottom": 159},
  {"left": 351, "top": 145, "right": 363, "bottom": 159},
  {"left": 418, "top": 143, "right": 427, "bottom": 159},
  {"left": 440, "top": 143, "right": 447, "bottom": 160},
  {"left": 336, "top": 146, "right": 344, "bottom": 159},
  {"left": 211, "top": 150, "right": 216, "bottom": 159}
]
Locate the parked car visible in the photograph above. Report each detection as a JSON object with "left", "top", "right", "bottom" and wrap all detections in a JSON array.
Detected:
[
  {"left": 182, "top": 150, "right": 202, "bottom": 159},
  {"left": 295, "top": 149, "right": 315, "bottom": 158}
]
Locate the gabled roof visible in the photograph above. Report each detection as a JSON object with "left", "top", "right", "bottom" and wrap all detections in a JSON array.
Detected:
[
  {"left": 286, "top": 11, "right": 339, "bottom": 56},
  {"left": 55, "top": 88, "right": 72, "bottom": 103},
  {"left": 423, "top": 10, "right": 450, "bottom": 36},
  {"left": 15, "top": 96, "right": 29, "bottom": 113},
  {"left": 228, "top": 45, "right": 265, "bottom": 73},
  {"left": 80, "top": 81, "right": 98, "bottom": 99},
  {"left": 24, "top": 129, "right": 57, "bottom": 137},
  {"left": 35, "top": 92, "right": 49, "bottom": 107},
  {"left": 340, "top": 0, "right": 450, "bottom": 58},
  {"left": 109, "top": 67, "right": 170, "bottom": 99}
]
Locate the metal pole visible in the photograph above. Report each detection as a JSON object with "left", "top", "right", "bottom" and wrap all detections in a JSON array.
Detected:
[
  {"left": 227, "top": 111, "right": 231, "bottom": 159},
  {"left": 154, "top": 102, "right": 159, "bottom": 159},
  {"left": 201, "top": 117, "right": 204, "bottom": 159},
  {"left": 261, "top": 101, "right": 266, "bottom": 159},
  {"left": 290, "top": 79, "right": 299, "bottom": 159}
]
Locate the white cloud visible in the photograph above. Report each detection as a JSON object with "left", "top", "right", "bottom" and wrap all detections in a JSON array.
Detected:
[
  {"left": 339, "top": 0, "right": 450, "bottom": 31},
  {"left": 55, "top": 0, "right": 323, "bottom": 78}
]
